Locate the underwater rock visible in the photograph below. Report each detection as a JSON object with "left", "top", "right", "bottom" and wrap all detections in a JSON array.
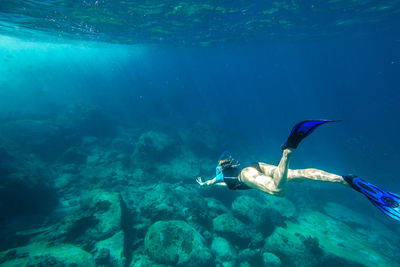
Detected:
[
  {"left": 264, "top": 227, "right": 322, "bottom": 266},
  {"left": 93, "top": 230, "right": 125, "bottom": 267},
  {"left": 61, "top": 146, "right": 87, "bottom": 165},
  {"left": 26, "top": 190, "right": 129, "bottom": 265},
  {"left": 264, "top": 210, "right": 394, "bottom": 267},
  {"left": 262, "top": 252, "right": 281, "bottom": 267},
  {"left": 133, "top": 130, "right": 176, "bottom": 161},
  {"left": 81, "top": 190, "right": 122, "bottom": 240},
  {"left": 56, "top": 103, "right": 117, "bottom": 138},
  {"left": 130, "top": 254, "right": 160, "bottom": 267},
  {"left": 54, "top": 173, "right": 78, "bottom": 191},
  {"left": 111, "top": 137, "right": 135, "bottom": 155},
  {"left": 211, "top": 236, "right": 236, "bottom": 262},
  {"left": 213, "top": 213, "right": 251, "bottom": 241},
  {"left": 323, "top": 202, "right": 400, "bottom": 252},
  {"left": 155, "top": 149, "right": 202, "bottom": 182},
  {"left": 129, "top": 182, "right": 213, "bottom": 227},
  {"left": 0, "top": 150, "right": 56, "bottom": 222},
  {"left": 0, "top": 119, "right": 62, "bottom": 158},
  {"left": 29, "top": 189, "right": 126, "bottom": 251},
  {"left": 0, "top": 242, "right": 95, "bottom": 266},
  {"left": 0, "top": 147, "right": 17, "bottom": 176},
  {"left": 232, "top": 195, "right": 273, "bottom": 227},
  {"left": 144, "top": 220, "right": 212, "bottom": 266},
  {"left": 205, "top": 197, "right": 229, "bottom": 218},
  {"left": 238, "top": 248, "right": 263, "bottom": 264},
  {"left": 323, "top": 201, "right": 376, "bottom": 227},
  {"left": 232, "top": 194, "right": 296, "bottom": 230},
  {"left": 65, "top": 190, "right": 123, "bottom": 243},
  {"left": 230, "top": 193, "right": 290, "bottom": 248},
  {"left": 262, "top": 194, "right": 296, "bottom": 219},
  {"left": 179, "top": 122, "right": 223, "bottom": 156}
]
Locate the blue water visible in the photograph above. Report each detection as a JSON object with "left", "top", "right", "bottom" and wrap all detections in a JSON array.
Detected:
[{"left": 1, "top": 1, "right": 400, "bottom": 266}]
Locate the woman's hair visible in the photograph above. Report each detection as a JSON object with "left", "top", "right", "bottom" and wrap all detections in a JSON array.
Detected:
[{"left": 218, "top": 151, "right": 240, "bottom": 170}]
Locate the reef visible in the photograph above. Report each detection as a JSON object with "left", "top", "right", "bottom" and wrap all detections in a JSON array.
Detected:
[{"left": 0, "top": 109, "right": 399, "bottom": 267}]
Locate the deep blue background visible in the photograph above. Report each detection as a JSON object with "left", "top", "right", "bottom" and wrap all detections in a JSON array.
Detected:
[{"left": 1, "top": 32, "right": 399, "bottom": 193}]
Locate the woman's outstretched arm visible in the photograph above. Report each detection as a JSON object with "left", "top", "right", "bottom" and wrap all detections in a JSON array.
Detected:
[{"left": 196, "top": 177, "right": 227, "bottom": 187}]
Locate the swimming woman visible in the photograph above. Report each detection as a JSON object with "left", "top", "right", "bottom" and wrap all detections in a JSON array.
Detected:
[{"left": 196, "top": 120, "right": 400, "bottom": 222}]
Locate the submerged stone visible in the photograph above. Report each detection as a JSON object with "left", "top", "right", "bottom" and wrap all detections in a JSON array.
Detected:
[
  {"left": 0, "top": 242, "right": 95, "bottom": 266},
  {"left": 144, "top": 220, "right": 212, "bottom": 266},
  {"left": 211, "top": 236, "right": 235, "bottom": 261},
  {"left": 264, "top": 210, "right": 394, "bottom": 267},
  {"left": 213, "top": 213, "right": 250, "bottom": 241},
  {"left": 262, "top": 252, "right": 281, "bottom": 267},
  {"left": 94, "top": 230, "right": 125, "bottom": 267},
  {"left": 134, "top": 130, "right": 175, "bottom": 160},
  {"left": 232, "top": 194, "right": 296, "bottom": 231}
]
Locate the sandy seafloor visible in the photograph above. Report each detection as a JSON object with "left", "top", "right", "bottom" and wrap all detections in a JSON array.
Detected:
[{"left": 1, "top": 1, "right": 400, "bottom": 266}]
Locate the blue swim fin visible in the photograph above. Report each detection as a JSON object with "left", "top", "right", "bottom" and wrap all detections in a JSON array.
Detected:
[
  {"left": 343, "top": 175, "right": 400, "bottom": 221},
  {"left": 281, "top": 120, "right": 339, "bottom": 150}
]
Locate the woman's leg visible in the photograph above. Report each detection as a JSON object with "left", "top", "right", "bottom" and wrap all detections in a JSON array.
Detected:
[
  {"left": 239, "top": 148, "right": 294, "bottom": 196},
  {"left": 287, "top": 168, "right": 347, "bottom": 185},
  {"left": 271, "top": 148, "right": 295, "bottom": 191}
]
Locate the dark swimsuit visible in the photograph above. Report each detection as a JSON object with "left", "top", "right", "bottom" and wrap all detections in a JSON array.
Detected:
[{"left": 222, "top": 163, "right": 262, "bottom": 190}]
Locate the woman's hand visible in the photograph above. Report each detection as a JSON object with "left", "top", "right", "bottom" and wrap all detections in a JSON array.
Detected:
[{"left": 196, "top": 177, "right": 206, "bottom": 186}]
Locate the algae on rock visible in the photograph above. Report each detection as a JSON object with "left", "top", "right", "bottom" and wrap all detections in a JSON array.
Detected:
[
  {"left": 264, "top": 210, "right": 394, "bottom": 267},
  {"left": 144, "top": 220, "right": 212, "bottom": 266},
  {"left": 0, "top": 242, "right": 95, "bottom": 266}
]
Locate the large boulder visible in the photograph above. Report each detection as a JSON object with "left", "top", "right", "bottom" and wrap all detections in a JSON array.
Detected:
[
  {"left": 0, "top": 120, "right": 61, "bottom": 157},
  {"left": 231, "top": 194, "right": 296, "bottom": 234},
  {"left": 130, "top": 254, "right": 162, "bottom": 267},
  {"left": 0, "top": 148, "right": 56, "bottom": 223},
  {"left": 133, "top": 183, "right": 219, "bottom": 225},
  {"left": 56, "top": 103, "right": 116, "bottom": 138},
  {"left": 93, "top": 230, "right": 126, "bottom": 267},
  {"left": 232, "top": 195, "right": 271, "bottom": 227},
  {"left": 213, "top": 213, "right": 250, "bottom": 241},
  {"left": 77, "top": 190, "right": 122, "bottom": 241},
  {"left": 232, "top": 194, "right": 296, "bottom": 223},
  {"left": 262, "top": 252, "right": 281, "bottom": 267},
  {"left": 144, "top": 220, "right": 212, "bottom": 266},
  {"left": 179, "top": 122, "right": 223, "bottom": 156},
  {"left": 33, "top": 190, "right": 125, "bottom": 250},
  {"left": 133, "top": 130, "right": 176, "bottom": 161},
  {"left": 155, "top": 149, "right": 202, "bottom": 182},
  {"left": 0, "top": 242, "right": 95, "bottom": 266},
  {"left": 211, "top": 236, "right": 236, "bottom": 262},
  {"left": 212, "top": 213, "right": 263, "bottom": 247}
]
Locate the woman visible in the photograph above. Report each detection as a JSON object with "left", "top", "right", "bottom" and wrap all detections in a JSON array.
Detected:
[{"left": 196, "top": 120, "right": 400, "bottom": 222}]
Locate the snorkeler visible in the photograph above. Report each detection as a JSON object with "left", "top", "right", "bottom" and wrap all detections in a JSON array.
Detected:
[{"left": 196, "top": 120, "right": 400, "bottom": 222}]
